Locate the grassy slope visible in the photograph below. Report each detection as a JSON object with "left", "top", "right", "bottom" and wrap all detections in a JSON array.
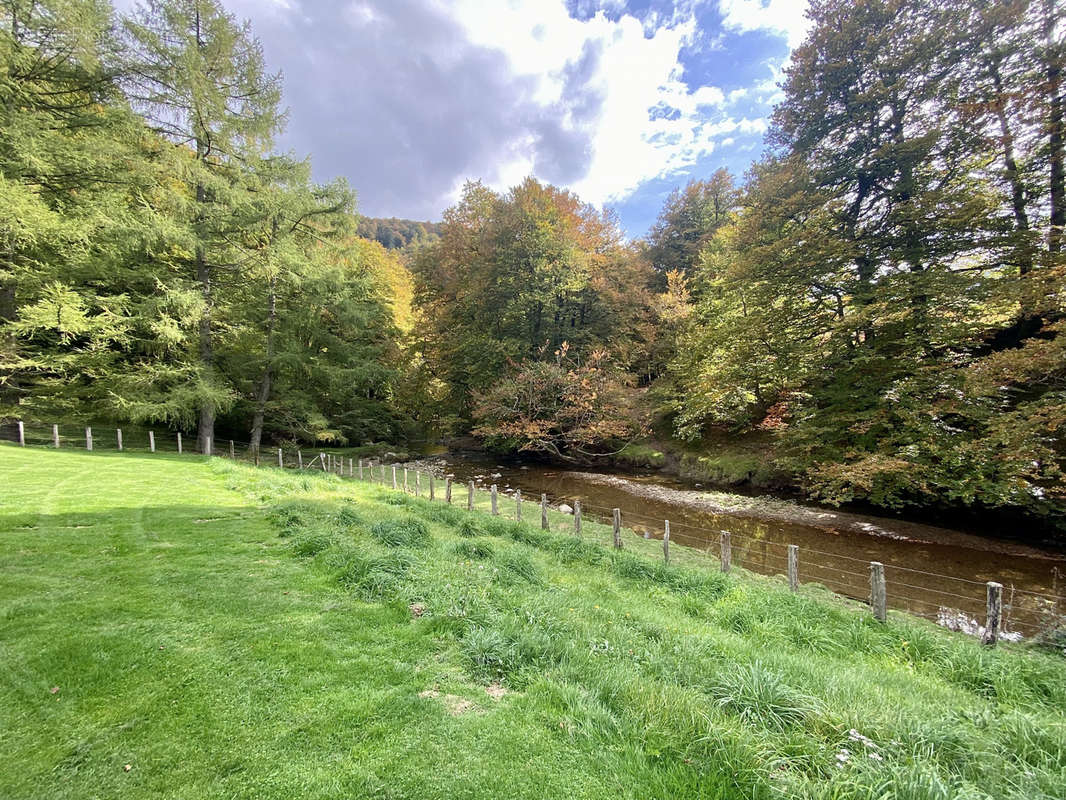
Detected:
[{"left": 1, "top": 448, "right": 1064, "bottom": 800}]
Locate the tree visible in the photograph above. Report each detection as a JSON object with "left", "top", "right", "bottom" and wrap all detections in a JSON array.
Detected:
[
  {"left": 414, "top": 178, "right": 655, "bottom": 423},
  {"left": 0, "top": 0, "right": 171, "bottom": 420},
  {"left": 644, "top": 169, "right": 737, "bottom": 282},
  {"left": 472, "top": 344, "right": 645, "bottom": 460},
  {"left": 122, "top": 0, "right": 284, "bottom": 452},
  {"left": 668, "top": 0, "right": 1066, "bottom": 524}
]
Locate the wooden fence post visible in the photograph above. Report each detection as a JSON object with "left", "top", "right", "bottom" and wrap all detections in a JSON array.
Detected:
[
  {"left": 490, "top": 484, "right": 498, "bottom": 516},
  {"left": 117, "top": 429, "right": 123, "bottom": 451},
  {"left": 85, "top": 426, "right": 93, "bottom": 451},
  {"left": 663, "top": 520, "right": 670, "bottom": 564},
  {"left": 515, "top": 490, "right": 522, "bottom": 521},
  {"left": 870, "top": 562, "right": 887, "bottom": 622},
  {"left": 541, "top": 494, "right": 549, "bottom": 530},
  {"left": 148, "top": 431, "right": 155, "bottom": 452},
  {"left": 17, "top": 421, "right": 24, "bottom": 446},
  {"left": 429, "top": 474, "right": 435, "bottom": 500},
  {"left": 277, "top": 448, "right": 283, "bottom": 468},
  {"left": 787, "top": 545, "right": 799, "bottom": 592},
  {"left": 574, "top": 501, "right": 582, "bottom": 536},
  {"left": 445, "top": 478, "right": 452, "bottom": 503},
  {"left": 467, "top": 481, "right": 474, "bottom": 511},
  {"left": 392, "top": 465, "right": 398, "bottom": 490},
  {"left": 229, "top": 440, "right": 235, "bottom": 458},
  {"left": 297, "top": 450, "right": 303, "bottom": 469},
  {"left": 205, "top": 436, "right": 212, "bottom": 457},
  {"left": 416, "top": 471, "right": 421, "bottom": 497},
  {"left": 720, "top": 531, "right": 732, "bottom": 573},
  {"left": 319, "top": 453, "right": 327, "bottom": 472},
  {"left": 612, "top": 508, "right": 622, "bottom": 549},
  {"left": 53, "top": 424, "right": 60, "bottom": 448},
  {"left": 983, "top": 581, "right": 1003, "bottom": 646},
  {"left": 403, "top": 468, "right": 409, "bottom": 492},
  {"left": 358, "top": 459, "right": 364, "bottom": 480},
  {"left": 176, "top": 432, "right": 182, "bottom": 454},
  {"left": 349, "top": 458, "right": 353, "bottom": 477}
]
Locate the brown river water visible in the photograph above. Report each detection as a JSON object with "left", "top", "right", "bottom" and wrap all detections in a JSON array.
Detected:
[{"left": 405, "top": 451, "right": 1065, "bottom": 641}]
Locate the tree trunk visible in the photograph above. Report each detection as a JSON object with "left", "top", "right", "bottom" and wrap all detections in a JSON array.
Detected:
[
  {"left": 195, "top": 122, "right": 214, "bottom": 453},
  {"left": 196, "top": 233, "right": 214, "bottom": 453},
  {"left": 1047, "top": 0, "right": 1065, "bottom": 254},
  {"left": 990, "top": 60, "right": 1031, "bottom": 273},
  {"left": 249, "top": 274, "right": 278, "bottom": 453}
]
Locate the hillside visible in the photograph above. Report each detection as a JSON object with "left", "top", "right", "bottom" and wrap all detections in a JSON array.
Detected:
[
  {"left": 356, "top": 216, "right": 444, "bottom": 250},
  {"left": 1, "top": 447, "right": 1064, "bottom": 799}
]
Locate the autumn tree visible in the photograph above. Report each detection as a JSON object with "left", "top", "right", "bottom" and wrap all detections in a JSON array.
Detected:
[{"left": 414, "top": 178, "right": 655, "bottom": 424}]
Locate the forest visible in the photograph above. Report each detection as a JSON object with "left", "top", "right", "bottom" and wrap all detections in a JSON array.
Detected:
[{"left": 2, "top": 0, "right": 1064, "bottom": 534}]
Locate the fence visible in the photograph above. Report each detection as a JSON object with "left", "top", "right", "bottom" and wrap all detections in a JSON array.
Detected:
[{"left": 3, "top": 419, "right": 1063, "bottom": 646}]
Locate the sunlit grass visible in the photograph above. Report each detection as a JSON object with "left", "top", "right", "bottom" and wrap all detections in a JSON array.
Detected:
[{"left": 1, "top": 447, "right": 1064, "bottom": 799}]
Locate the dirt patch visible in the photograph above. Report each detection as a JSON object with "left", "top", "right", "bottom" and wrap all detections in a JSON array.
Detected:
[
  {"left": 485, "top": 682, "right": 508, "bottom": 700},
  {"left": 419, "top": 688, "right": 477, "bottom": 715},
  {"left": 408, "top": 603, "right": 425, "bottom": 619}
]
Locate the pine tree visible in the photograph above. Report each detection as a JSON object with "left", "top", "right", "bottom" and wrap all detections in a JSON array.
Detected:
[{"left": 122, "top": 0, "right": 284, "bottom": 452}]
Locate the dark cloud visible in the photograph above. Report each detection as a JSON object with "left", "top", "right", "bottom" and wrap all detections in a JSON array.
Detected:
[{"left": 204, "top": 0, "right": 605, "bottom": 220}]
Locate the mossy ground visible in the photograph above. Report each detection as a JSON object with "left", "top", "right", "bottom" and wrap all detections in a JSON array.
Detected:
[{"left": 1, "top": 447, "right": 1064, "bottom": 799}]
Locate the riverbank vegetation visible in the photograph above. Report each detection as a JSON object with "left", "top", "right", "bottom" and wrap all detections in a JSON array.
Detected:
[
  {"left": 1, "top": 0, "right": 1064, "bottom": 536},
  {"left": 2, "top": 447, "right": 1065, "bottom": 799}
]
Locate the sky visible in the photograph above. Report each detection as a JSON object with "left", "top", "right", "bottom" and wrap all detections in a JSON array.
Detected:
[{"left": 117, "top": 0, "right": 812, "bottom": 236}]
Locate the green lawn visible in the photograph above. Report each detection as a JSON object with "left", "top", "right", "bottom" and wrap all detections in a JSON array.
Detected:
[{"left": 1, "top": 447, "right": 1064, "bottom": 799}]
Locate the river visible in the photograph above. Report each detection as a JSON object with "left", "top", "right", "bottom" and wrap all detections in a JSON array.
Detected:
[{"left": 404, "top": 450, "right": 1065, "bottom": 641}]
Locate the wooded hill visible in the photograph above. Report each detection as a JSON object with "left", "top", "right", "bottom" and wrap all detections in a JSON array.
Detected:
[{"left": 2, "top": 0, "right": 1064, "bottom": 535}]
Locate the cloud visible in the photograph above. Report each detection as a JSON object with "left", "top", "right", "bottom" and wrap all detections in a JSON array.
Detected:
[
  {"left": 447, "top": 1, "right": 741, "bottom": 204},
  {"left": 717, "top": 0, "right": 811, "bottom": 50},
  {"left": 110, "top": 0, "right": 803, "bottom": 226}
]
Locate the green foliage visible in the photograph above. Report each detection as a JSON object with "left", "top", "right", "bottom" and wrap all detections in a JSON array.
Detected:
[
  {"left": 665, "top": 0, "right": 1066, "bottom": 526},
  {"left": 0, "top": 0, "right": 405, "bottom": 451},
  {"left": 356, "top": 216, "right": 443, "bottom": 250}
]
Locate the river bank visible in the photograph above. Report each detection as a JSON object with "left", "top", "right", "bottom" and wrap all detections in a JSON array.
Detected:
[
  {"left": 433, "top": 435, "right": 1066, "bottom": 553},
  {"left": 392, "top": 447, "right": 1065, "bottom": 638}
]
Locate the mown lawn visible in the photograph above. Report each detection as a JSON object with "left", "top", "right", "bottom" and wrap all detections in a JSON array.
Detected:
[{"left": 1, "top": 447, "right": 1064, "bottom": 799}]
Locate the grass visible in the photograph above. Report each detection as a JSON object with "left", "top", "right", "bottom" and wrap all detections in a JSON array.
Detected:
[{"left": 1, "top": 447, "right": 1065, "bottom": 799}]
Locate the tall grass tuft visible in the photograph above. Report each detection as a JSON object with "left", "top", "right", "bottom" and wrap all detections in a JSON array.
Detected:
[
  {"left": 710, "top": 661, "right": 823, "bottom": 731},
  {"left": 369, "top": 517, "right": 431, "bottom": 548}
]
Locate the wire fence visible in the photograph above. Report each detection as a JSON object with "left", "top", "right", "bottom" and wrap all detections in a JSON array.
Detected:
[{"left": 3, "top": 419, "right": 1064, "bottom": 646}]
